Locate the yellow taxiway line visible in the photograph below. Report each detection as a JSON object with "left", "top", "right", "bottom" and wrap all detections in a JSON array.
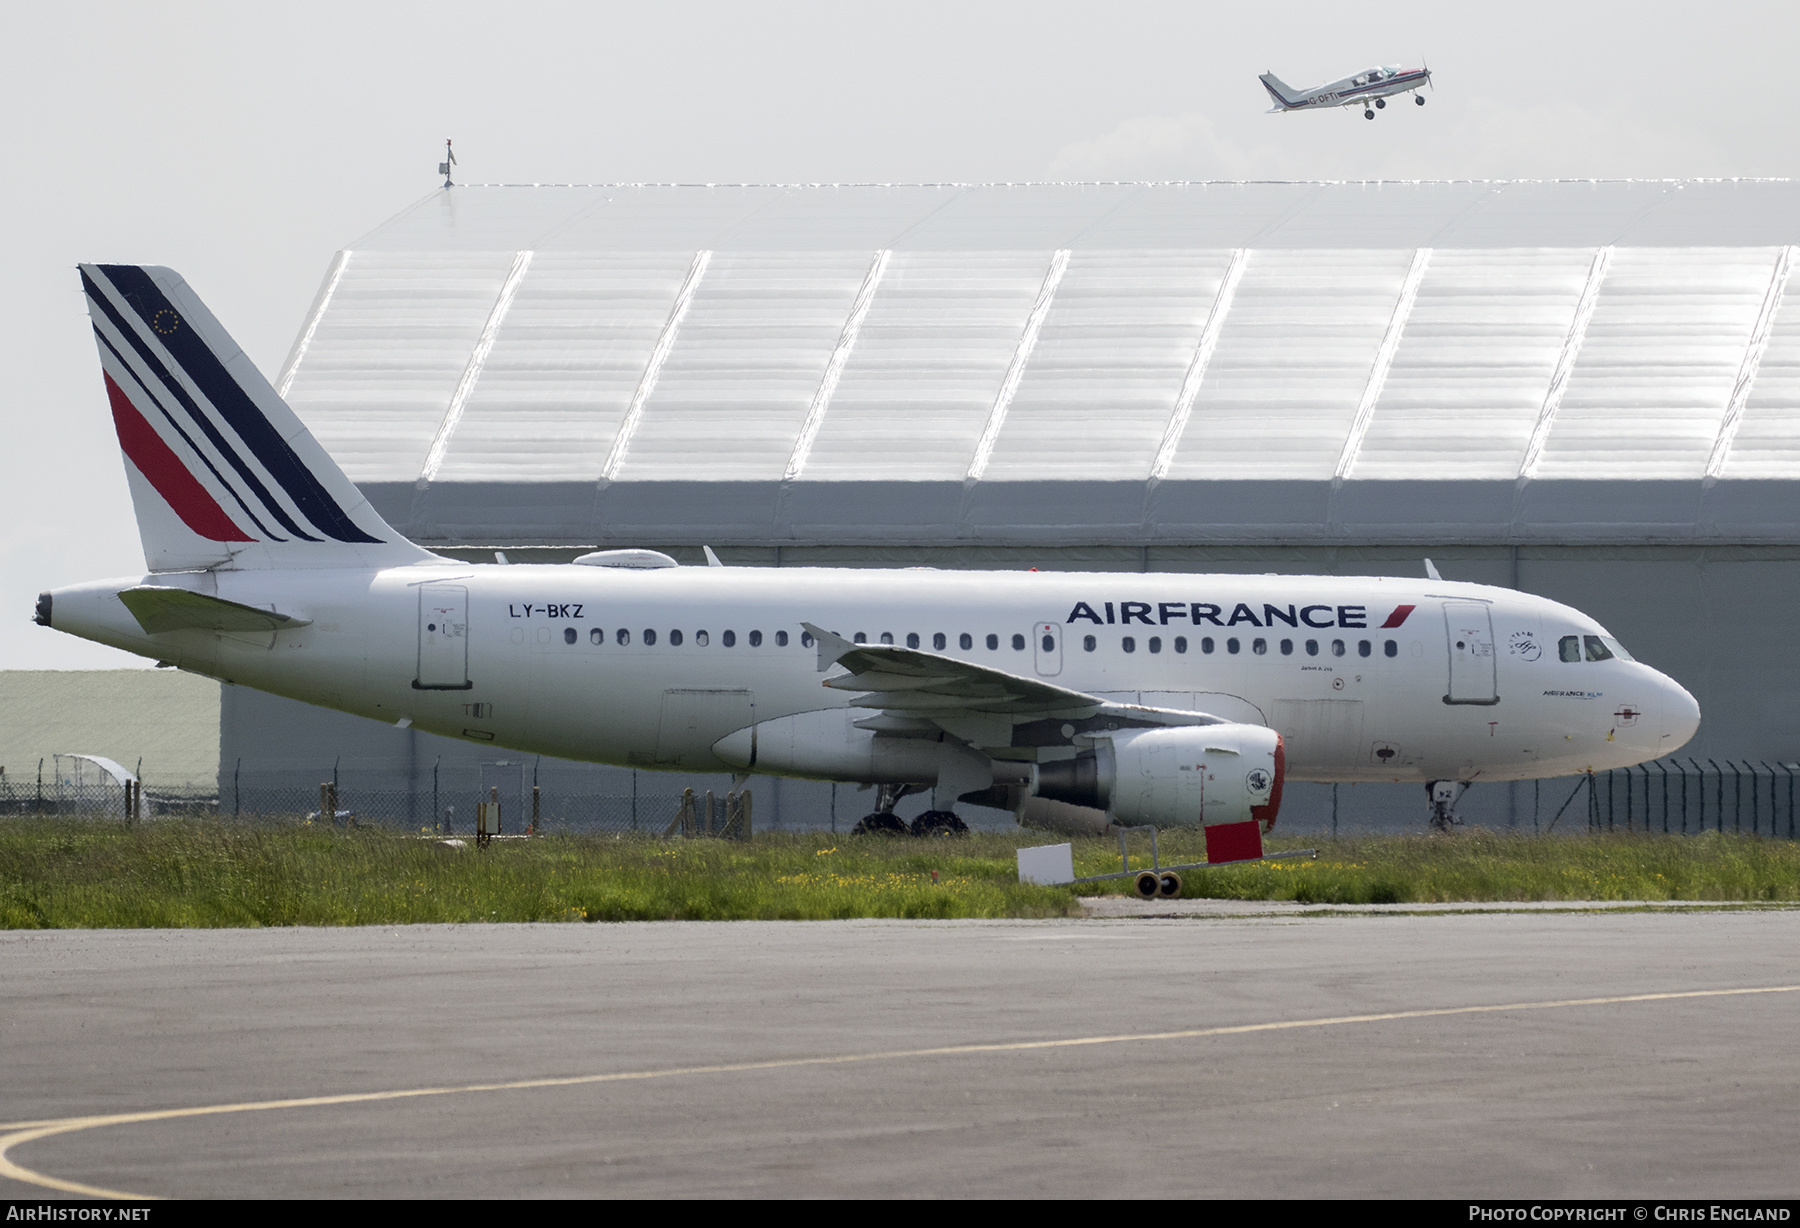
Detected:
[{"left": 5, "top": 983, "right": 1796, "bottom": 1200}]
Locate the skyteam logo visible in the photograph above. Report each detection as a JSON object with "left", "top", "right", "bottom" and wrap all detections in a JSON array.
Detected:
[{"left": 81, "top": 264, "right": 382, "bottom": 546}]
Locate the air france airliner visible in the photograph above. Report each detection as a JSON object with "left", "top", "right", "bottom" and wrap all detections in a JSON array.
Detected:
[{"left": 37, "top": 266, "right": 1699, "bottom": 860}]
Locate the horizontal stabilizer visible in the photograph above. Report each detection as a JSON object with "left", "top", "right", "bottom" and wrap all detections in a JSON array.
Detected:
[{"left": 118, "top": 586, "right": 310, "bottom": 635}]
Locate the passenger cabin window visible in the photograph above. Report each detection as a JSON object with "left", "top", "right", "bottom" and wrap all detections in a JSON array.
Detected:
[
  {"left": 1279, "top": 639, "right": 1293, "bottom": 656},
  {"left": 1148, "top": 637, "right": 1162, "bottom": 654},
  {"left": 1357, "top": 639, "right": 1370, "bottom": 657},
  {"left": 1331, "top": 639, "right": 1345, "bottom": 657},
  {"left": 1559, "top": 635, "right": 1581, "bottom": 663},
  {"left": 669, "top": 630, "right": 683, "bottom": 647},
  {"left": 564, "top": 627, "right": 577, "bottom": 645},
  {"left": 775, "top": 630, "right": 788, "bottom": 647},
  {"left": 853, "top": 632, "right": 866, "bottom": 644},
  {"left": 906, "top": 633, "right": 920, "bottom": 649},
  {"left": 1383, "top": 639, "right": 1397, "bottom": 658},
  {"left": 1122, "top": 637, "right": 1136, "bottom": 653},
  {"left": 616, "top": 629, "right": 630, "bottom": 646},
  {"left": 933, "top": 633, "right": 947, "bottom": 650},
  {"left": 960, "top": 633, "right": 973, "bottom": 650},
  {"left": 1226, "top": 638, "right": 1239, "bottom": 655},
  {"left": 749, "top": 630, "right": 763, "bottom": 647},
  {"left": 1174, "top": 636, "right": 1188, "bottom": 653},
  {"left": 800, "top": 631, "right": 813, "bottom": 647},
  {"left": 696, "top": 631, "right": 710, "bottom": 647},
  {"left": 1011, "top": 633, "right": 1026, "bottom": 651},
  {"left": 723, "top": 630, "right": 737, "bottom": 647},
  {"left": 1083, "top": 635, "right": 1096, "bottom": 652},
  {"left": 878, "top": 632, "right": 893, "bottom": 645},
  {"left": 1252, "top": 638, "right": 1267, "bottom": 655},
  {"left": 986, "top": 634, "right": 999, "bottom": 650},
  {"left": 1200, "top": 637, "right": 1213, "bottom": 654},
  {"left": 590, "top": 628, "right": 603, "bottom": 645},
  {"left": 1583, "top": 635, "right": 1613, "bottom": 662},
  {"left": 643, "top": 629, "right": 657, "bottom": 646}
]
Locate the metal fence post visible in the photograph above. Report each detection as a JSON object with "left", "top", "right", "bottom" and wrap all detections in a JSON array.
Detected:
[{"left": 1707, "top": 760, "right": 1723, "bottom": 832}]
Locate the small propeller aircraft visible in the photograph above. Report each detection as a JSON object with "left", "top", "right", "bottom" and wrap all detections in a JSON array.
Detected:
[{"left": 1260, "top": 63, "right": 1431, "bottom": 119}]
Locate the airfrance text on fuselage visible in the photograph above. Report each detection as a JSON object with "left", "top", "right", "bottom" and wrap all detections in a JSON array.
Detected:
[{"left": 1065, "top": 602, "right": 1415, "bottom": 630}]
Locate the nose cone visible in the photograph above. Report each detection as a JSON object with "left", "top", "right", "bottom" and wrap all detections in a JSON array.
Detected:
[{"left": 1658, "top": 674, "right": 1701, "bottom": 756}]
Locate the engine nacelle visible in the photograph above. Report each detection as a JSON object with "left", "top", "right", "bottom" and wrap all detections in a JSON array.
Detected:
[{"left": 1033, "top": 723, "right": 1284, "bottom": 862}]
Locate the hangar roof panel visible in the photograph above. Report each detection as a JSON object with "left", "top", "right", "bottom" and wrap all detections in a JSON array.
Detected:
[
  {"left": 1163, "top": 248, "right": 1415, "bottom": 481},
  {"left": 1534, "top": 247, "right": 1780, "bottom": 480},
  {"left": 1715, "top": 260, "right": 1800, "bottom": 480},
  {"left": 983, "top": 249, "right": 1234, "bottom": 481},
  {"left": 285, "top": 182, "right": 1800, "bottom": 545},
  {"left": 1352, "top": 248, "right": 1597, "bottom": 481}
]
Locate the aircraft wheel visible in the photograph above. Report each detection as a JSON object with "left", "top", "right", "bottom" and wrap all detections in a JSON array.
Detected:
[
  {"left": 910, "top": 810, "right": 969, "bottom": 838},
  {"left": 1375, "top": 98, "right": 1386, "bottom": 109},
  {"left": 1415, "top": 95, "right": 1425, "bottom": 105},
  {"left": 1364, "top": 110, "right": 1374, "bottom": 120},
  {"left": 1134, "top": 871, "right": 1161, "bottom": 899},
  {"left": 1158, "top": 871, "right": 1183, "bottom": 899},
  {"left": 851, "top": 812, "right": 908, "bottom": 836}
]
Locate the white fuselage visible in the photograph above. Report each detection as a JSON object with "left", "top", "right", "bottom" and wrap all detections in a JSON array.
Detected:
[{"left": 49, "top": 562, "right": 1700, "bottom": 788}]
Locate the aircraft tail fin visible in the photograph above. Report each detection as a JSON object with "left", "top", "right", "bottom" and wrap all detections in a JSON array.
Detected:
[
  {"left": 1259, "top": 72, "right": 1303, "bottom": 108},
  {"left": 79, "top": 264, "right": 434, "bottom": 573}
]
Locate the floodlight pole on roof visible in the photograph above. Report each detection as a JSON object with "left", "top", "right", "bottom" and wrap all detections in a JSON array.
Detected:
[{"left": 439, "top": 138, "right": 457, "bottom": 189}]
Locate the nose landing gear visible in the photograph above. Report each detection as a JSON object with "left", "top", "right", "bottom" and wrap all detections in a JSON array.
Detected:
[{"left": 1426, "top": 780, "right": 1465, "bottom": 832}]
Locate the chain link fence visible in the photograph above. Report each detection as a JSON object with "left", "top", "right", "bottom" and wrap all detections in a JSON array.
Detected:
[{"left": 1582, "top": 759, "right": 1800, "bottom": 837}]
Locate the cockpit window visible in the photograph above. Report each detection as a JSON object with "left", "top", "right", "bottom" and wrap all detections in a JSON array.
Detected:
[
  {"left": 1599, "top": 635, "right": 1634, "bottom": 662},
  {"left": 1558, "top": 635, "right": 1581, "bottom": 663},
  {"left": 1583, "top": 635, "right": 1613, "bottom": 662}
]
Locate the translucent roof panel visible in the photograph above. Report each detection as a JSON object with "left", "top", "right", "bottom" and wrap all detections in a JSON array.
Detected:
[
  {"left": 612, "top": 252, "right": 875, "bottom": 482},
  {"left": 433, "top": 252, "right": 696, "bottom": 483},
  {"left": 1351, "top": 248, "right": 1596, "bottom": 480},
  {"left": 1720, "top": 269, "right": 1800, "bottom": 478},
  {"left": 799, "top": 251, "right": 1054, "bottom": 481},
  {"left": 982, "top": 250, "right": 1234, "bottom": 480},
  {"left": 1163, "top": 248, "right": 1416, "bottom": 481},
  {"left": 1534, "top": 247, "right": 1782, "bottom": 480},
  {"left": 285, "top": 250, "right": 518, "bottom": 483}
]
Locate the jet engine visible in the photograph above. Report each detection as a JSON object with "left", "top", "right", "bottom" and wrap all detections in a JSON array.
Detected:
[{"left": 1033, "top": 723, "right": 1284, "bottom": 862}]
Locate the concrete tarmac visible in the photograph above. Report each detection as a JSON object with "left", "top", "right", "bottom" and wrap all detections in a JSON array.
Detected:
[{"left": 2, "top": 911, "right": 1798, "bottom": 1199}]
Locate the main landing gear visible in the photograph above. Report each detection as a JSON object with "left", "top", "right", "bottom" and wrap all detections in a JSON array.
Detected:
[
  {"left": 850, "top": 783, "right": 970, "bottom": 837},
  {"left": 1364, "top": 108, "right": 1375, "bottom": 119},
  {"left": 1375, "top": 98, "right": 1386, "bottom": 109},
  {"left": 1415, "top": 94, "right": 1426, "bottom": 105}
]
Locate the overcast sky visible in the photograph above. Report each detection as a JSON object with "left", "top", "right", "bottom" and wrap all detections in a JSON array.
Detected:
[{"left": 3, "top": 0, "right": 1795, "bottom": 669}]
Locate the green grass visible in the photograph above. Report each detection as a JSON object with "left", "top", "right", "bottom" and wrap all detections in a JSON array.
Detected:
[
  {"left": 1, "top": 819, "right": 1797, "bottom": 927},
  {"left": 1080, "top": 827, "right": 1800, "bottom": 906}
]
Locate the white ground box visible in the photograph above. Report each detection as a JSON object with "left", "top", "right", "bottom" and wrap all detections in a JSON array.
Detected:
[{"left": 1017, "top": 843, "right": 1075, "bottom": 886}]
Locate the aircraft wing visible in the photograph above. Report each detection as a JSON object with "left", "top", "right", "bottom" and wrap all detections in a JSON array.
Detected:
[
  {"left": 118, "top": 586, "right": 311, "bottom": 635},
  {"left": 802, "top": 622, "right": 1225, "bottom": 750}
]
